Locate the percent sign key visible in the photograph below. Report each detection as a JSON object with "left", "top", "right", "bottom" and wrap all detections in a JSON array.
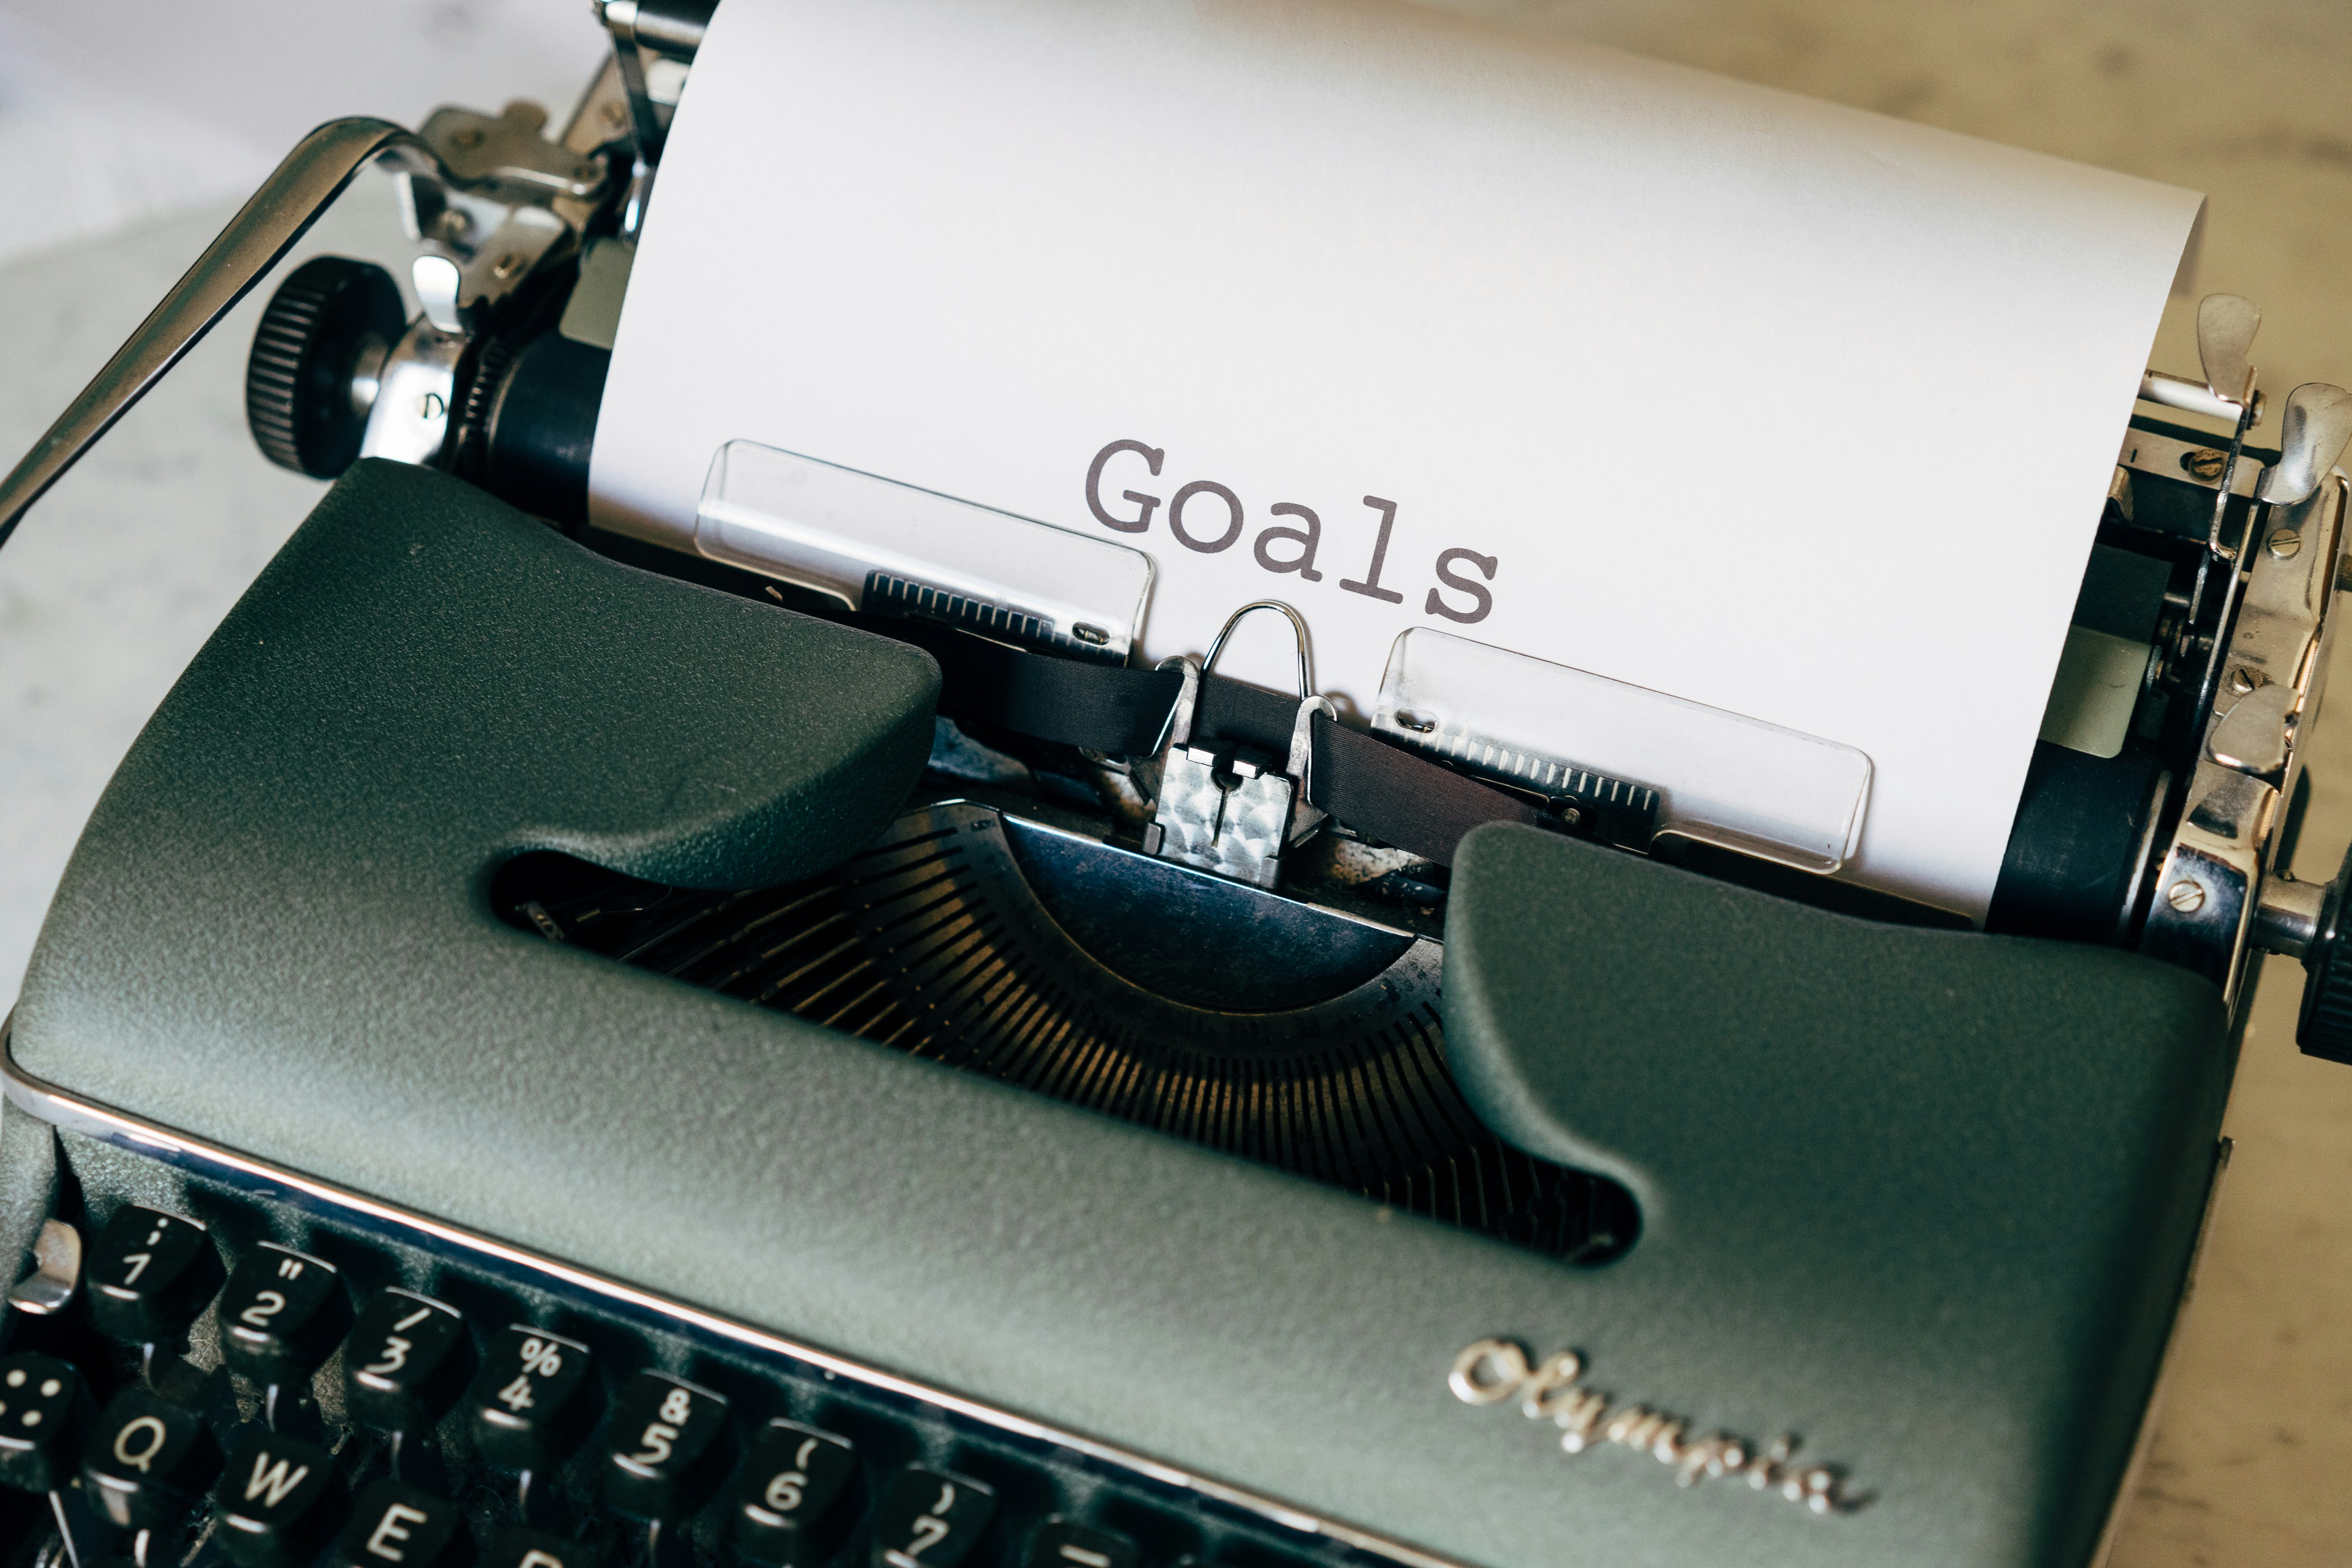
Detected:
[{"left": 467, "top": 1327, "right": 600, "bottom": 1472}]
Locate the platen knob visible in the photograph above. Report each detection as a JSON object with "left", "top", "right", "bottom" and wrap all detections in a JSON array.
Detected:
[
  {"left": 245, "top": 256, "right": 407, "bottom": 479},
  {"left": 2290, "top": 838, "right": 2352, "bottom": 1065}
]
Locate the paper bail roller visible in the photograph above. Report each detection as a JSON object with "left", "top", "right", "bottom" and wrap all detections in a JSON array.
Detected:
[
  {"left": 1372, "top": 629, "right": 1873, "bottom": 876},
  {"left": 696, "top": 441, "right": 1153, "bottom": 662}
]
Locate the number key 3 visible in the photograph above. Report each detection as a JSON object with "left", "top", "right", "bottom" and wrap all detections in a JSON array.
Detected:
[{"left": 340, "top": 1289, "right": 469, "bottom": 1439}]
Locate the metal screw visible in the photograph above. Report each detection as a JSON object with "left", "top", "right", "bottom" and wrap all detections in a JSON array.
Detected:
[
  {"left": 2167, "top": 879, "right": 2208, "bottom": 914},
  {"left": 2229, "top": 666, "right": 2258, "bottom": 696},
  {"left": 492, "top": 252, "right": 524, "bottom": 280},
  {"left": 2182, "top": 448, "right": 2228, "bottom": 482},
  {"left": 2270, "top": 527, "right": 2303, "bottom": 560},
  {"left": 1396, "top": 710, "right": 1438, "bottom": 734}
]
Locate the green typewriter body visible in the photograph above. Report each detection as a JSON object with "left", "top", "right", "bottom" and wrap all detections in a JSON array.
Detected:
[{"left": 0, "top": 461, "right": 2245, "bottom": 1568}]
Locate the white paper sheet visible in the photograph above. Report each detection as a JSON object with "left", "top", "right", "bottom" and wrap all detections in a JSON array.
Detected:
[{"left": 589, "top": 0, "right": 2202, "bottom": 919}]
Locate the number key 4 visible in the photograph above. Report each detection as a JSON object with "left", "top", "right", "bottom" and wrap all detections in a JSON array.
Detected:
[
  {"left": 218, "top": 1243, "right": 352, "bottom": 1392},
  {"left": 465, "top": 1326, "right": 598, "bottom": 1473}
]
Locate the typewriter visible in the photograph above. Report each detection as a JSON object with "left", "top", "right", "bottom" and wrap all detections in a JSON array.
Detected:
[{"left": 1, "top": 5, "right": 2350, "bottom": 1567}]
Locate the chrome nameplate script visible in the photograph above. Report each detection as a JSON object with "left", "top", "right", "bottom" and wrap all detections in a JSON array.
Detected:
[{"left": 1449, "top": 1339, "right": 1870, "bottom": 1514}]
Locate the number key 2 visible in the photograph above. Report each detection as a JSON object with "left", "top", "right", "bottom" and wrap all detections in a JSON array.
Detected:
[
  {"left": 218, "top": 1242, "right": 351, "bottom": 1388},
  {"left": 602, "top": 1370, "right": 730, "bottom": 1522},
  {"left": 871, "top": 1465, "right": 996, "bottom": 1568},
  {"left": 466, "top": 1326, "right": 598, "bottom": 1472},
  {"left": 728, "top": 1419, "right": 858, "bottom": 1567},
  {"left": 341, "top": 1289, "right": 469, "bottom": 1437},
  {"left": 85, "top": 1207, "right": 222, "bottom": 1347}
]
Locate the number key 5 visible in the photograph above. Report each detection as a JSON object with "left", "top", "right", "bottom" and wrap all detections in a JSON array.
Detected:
[{"left": 602, "top": 1370, "right": 730, "bottom": 1523}]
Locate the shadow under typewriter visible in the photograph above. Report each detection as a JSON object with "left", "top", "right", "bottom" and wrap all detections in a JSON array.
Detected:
[{"left": 496, "top": 802, "right": 1637, "bottom": 1265}]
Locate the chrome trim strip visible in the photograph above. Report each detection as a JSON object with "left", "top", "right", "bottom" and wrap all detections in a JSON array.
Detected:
[{"left": 0, "top": 1038, "right": 1462, "bottom": 1568}]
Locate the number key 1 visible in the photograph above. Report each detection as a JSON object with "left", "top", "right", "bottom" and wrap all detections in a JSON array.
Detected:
[
  {"left": 341, "top": 1289, "right": 469, "bottom": 1438},
  {"left": 727, "top": 1419, "right": 858, "bottom": 1567},
  {"left": 85, "top": 1207, "right": 222, "bottom": 1349}
]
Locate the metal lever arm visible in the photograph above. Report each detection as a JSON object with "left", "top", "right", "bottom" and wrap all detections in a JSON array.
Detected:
[{"left": 0, "top": 116, "right": 431, "bottom": 552}]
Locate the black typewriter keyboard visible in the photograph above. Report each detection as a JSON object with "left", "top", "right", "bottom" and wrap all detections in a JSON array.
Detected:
[{"left": 1, "top": 1127, "right": 1377, "bottom": 1568}]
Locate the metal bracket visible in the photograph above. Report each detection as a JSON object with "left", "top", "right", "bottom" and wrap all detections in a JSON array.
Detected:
[
  {"left": 5, "top": 1219, "right": 81, "bottom": 1317},
  {"left": 1141, "top": 602, "right": 1333, "bottom": 890},
  {"left": 2140, "top": 472, "right": 2348, "bottom": 1005}
]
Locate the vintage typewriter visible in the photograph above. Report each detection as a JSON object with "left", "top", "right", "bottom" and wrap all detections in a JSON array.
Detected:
[{"left": 2, "top": 5, "right": 2351, "bottom": 1567}]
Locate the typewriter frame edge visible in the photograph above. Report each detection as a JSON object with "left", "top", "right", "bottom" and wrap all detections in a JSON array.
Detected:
[{"left": 0, "top": 1028, "right": 1474, "bottom": 1568}]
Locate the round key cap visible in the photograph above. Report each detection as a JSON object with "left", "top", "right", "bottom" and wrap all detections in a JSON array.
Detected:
[
  {"left": 465, "top": 1326, "right": 598, "bottom": 1473},
  {"left": 219, "top": 1243, "right": 352, "bottom": 1391},
  {"left": 727, "top": 1418, "right": 859, "bottom": 1567},
  {"left": 329, "top": 1477, "right": 468, "bottom": 1568},
  {"left": 0, "top": 1353, "right": 95, "bottom": 1494},
  {"left": 870, "top": 1465, "right": 996, "bottom": 1568},
  {"left": 341, "top": 1289, "right": 470, "bottom": 1437},
  {"left": 484, "top": 1524, "right": 602, "bottom": 1568},
  {"left": 84, "top": 1207, "right": 222, "bottom": 1349},
  {"left": 216, "top": 1427, "right": 343, "bottom": 1567},
  {"left": 602, "top": 1370, "right": 730, "bottom": 1522},
  {"left": 1027, "top": 1519, "right": 1140, "bottom": 1568},
  {"left": 81, "top": 1386, "right": 221, "bottom": 1532}
]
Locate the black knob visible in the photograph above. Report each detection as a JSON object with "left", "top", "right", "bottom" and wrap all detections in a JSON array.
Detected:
[
  {"left": 2297, "top": 836, "right": 2352, "bottom": 1063},
  {"left": 245, "top": 256, "right": 406, "bottom": 479}
]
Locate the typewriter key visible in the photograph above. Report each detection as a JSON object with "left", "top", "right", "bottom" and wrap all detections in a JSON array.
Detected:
[
  {"left": 218, "top": 1243, "right": 352, "bottom": 1403},
  {"left": 601, "top": 1370, "right": 730, "bottom": 1522},
  {"left": 328, "top": 1477, "right": 468, "bottom": 1568},
  {"left": 483, "top": 1524, "right": 601, "bottom": 1568},
  {"left": 466, "top": 1326, "right": 599, "bottom": 1474},
  {"left": 1027, "top": 1519, "right": 1140, "bottom": 1568},
  {"left": 0, "top": 1352, "right": 95, "bottom": 1494},
  {"left": 215, "top": 1427, "right": 344, "bottom": 1567},
  {"left": 727, "top": 1417, "right": 859, "bottom": 1566},
  {"left": 81, "top": 1386, "right": 222, "bottom": 1532},
  {"left": 341, "top": 1289, "right": 471, "bottom": 1440},
  {"left": 84, "top": 1207, "right": 222, "bottom": 1352},
  {"left": 871, "top": 1464, "right": 997, "bottom": 1568}
]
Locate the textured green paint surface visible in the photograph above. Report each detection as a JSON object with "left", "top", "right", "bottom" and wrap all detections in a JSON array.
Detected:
[
  {"left": 8, "top": 464, "right": 2231, "bottom": 1568},
  {"left": 1444, "top": 823, "right": 2233, "bottom": 1568}
]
